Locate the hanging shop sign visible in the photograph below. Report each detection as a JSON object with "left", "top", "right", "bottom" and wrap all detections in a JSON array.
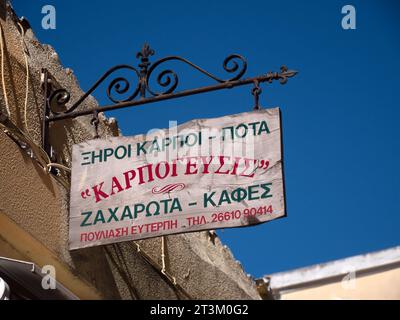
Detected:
[{"left": 69, "top": 108, "right": 286, "bottom": 249}]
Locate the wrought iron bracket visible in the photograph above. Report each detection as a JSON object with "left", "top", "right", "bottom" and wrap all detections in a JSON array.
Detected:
[{"left": 41, "top": 43, "right": 297, "bottom": 157}]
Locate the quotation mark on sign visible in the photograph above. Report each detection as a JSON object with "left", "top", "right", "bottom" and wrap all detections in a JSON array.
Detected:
[
  {"left": 257, "top": 160, "right": 270, "bottom": 171},
  {"left": 81, "top": 188, "right": 91, "bottom": 199}
]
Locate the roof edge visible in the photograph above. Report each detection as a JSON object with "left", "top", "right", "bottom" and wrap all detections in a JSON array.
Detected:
[{"left": 262, "top": 246, "right": 400, "bottom": 290}]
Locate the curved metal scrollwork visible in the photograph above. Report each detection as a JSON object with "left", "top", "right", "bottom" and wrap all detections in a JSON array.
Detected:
[
  {"left": 105, "top": 66, "right": 141, "bottom": 104},
  {"left": 48, "top": 65, "right": 141, "bottom": 115},
  {"left": 42, "top": 43, "right": 298, "bottom": 158},
  {"left": 145, "top": 54, "right": 247, "bottom": 96},
  {"left": 48, "top": 88, "right": 71, "bottom": 115},
  {"left": 46, "top": 44, "right": 248, "bottom": 116}
]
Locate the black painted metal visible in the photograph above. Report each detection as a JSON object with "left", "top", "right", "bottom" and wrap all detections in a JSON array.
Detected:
[
  {"left": 42, "top": 44, "right": 297, "bottom": 156},
  {"left": 41, "top": 68, "right": 50, "bottom": 156}
]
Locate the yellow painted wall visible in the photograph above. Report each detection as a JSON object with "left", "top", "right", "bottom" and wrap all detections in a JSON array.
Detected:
[{"left": 280, "top": 267, "right": 400, "bottom": 300}]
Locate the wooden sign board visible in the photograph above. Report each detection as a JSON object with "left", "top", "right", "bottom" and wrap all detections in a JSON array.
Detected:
[{"left": 69, "top": 108, "right": 286, "bottom": 249}]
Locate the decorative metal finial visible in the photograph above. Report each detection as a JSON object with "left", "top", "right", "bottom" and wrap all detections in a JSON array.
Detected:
[
  {"left": 136, "top": 43, "right": 155, "bottom": 61},
  {"left": 136, "top": 43, "right": 155, "bottom": 98}
]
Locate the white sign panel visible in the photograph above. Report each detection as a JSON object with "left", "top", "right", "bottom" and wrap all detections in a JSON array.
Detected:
[{"left": 69, "top": 108, "right": 286, "bottom": 249}]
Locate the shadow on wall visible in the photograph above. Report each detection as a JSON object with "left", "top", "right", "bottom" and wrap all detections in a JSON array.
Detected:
[{"left": 69, "top": 245, "right": 123, "bottom": 299}]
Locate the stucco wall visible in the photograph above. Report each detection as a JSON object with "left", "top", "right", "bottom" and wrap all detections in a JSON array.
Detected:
[{"left": 0, "top": 0, "right": 260, "bottom": 299}]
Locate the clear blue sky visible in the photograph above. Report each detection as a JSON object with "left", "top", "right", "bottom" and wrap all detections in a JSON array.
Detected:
[{"left": 13, "top": 0, "right": 400, "bottom": 278}]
